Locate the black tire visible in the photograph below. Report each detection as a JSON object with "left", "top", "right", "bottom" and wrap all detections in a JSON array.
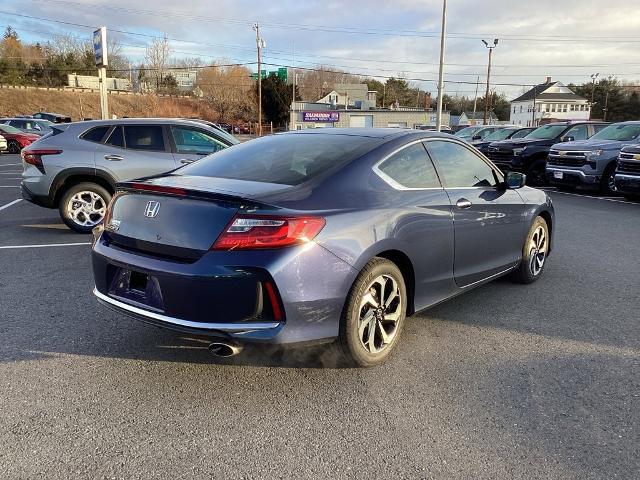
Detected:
[
  {"left": 7, "top": 140, "right": 21, "bottom": 154},
  {"left": 58, "top": 182, "right": 112, "bottom": 233},
  {"left": 339, "top": 257, "right": 407, "bottom": 367},
  {"left": 510, "top": 216, "right": 550, "bottom": 284},
  {"left": 556, "top": 185, "right": 576, "bottom": 192},
  {"left": 526, "top": 159, "right": 548, "bottom": 187},
  {"left": 599, "top": 163, "right": 617, "bottom": 195}
]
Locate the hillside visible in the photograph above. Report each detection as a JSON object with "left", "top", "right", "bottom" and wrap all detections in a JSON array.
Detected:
[{"left": 0, "top": 87, "right": 218, "bottom": 121}]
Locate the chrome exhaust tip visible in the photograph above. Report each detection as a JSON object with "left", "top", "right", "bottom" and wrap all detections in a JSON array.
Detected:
[{"left": 208, "top": 341, "right": 242, "bottom": 357}]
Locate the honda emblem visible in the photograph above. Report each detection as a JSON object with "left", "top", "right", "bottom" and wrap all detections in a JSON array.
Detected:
[{"left": 144, "top": 200, "right": 160, "bottom": 218}]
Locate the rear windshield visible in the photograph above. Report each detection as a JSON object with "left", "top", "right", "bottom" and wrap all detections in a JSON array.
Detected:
[
  {"left": 455, "top": 126, "right": 482, "bottom": 137},
  {"left": 590, "top": 123, "right": 640, "bottom": 141},
  {"left": 177, "top": 133, "right": 378, "bottom": 185}
]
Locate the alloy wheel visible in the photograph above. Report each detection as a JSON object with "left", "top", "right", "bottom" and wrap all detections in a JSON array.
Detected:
[
  {"left": 358, "top": 274, "right": 402, "bottom": 354},
  {"left": 528, "top": 225, "right": 548, "bottom": 276},
  {"left": 66, "top": 191, "right": 107, "bottom": 228}
]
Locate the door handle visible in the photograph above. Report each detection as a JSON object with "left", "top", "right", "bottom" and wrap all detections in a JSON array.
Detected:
[
  {"left": 180, "top": 158, "right": 195, "bottom": 165},
  {"left": 104, "top": 154, "right": 123, "bottom": 161},
  {"left": 456, "top": 198, "right": 472, "bottom": 209}
]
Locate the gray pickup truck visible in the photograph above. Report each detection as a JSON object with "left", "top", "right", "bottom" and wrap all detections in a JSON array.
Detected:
[{"left": 546, "top": 121, "right": 640, "bottom": 194}]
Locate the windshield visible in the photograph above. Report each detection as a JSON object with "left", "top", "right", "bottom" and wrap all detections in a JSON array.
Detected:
[
  {"left": 484, "top": 129, "right": 517, "bottom": 141},
  {"left": 455, "top": 126, "right": 482, "bottom": 137},
  {"left": 526, "top": 124, "right": 567, "bottom": 140},
  {"left": 177, "top": 133, "right": 378, "bottom": 186},
  {"left": 590, "top": 123, "right": 640, "bottom": 141},
  {"left": 0, "top": 124, "right": 23, "bottom": 134},
  {"left": 511, "top": 128, "right": 533, "bottom": 139}
]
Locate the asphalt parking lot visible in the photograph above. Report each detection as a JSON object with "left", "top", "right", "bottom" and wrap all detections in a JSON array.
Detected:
[{"left": 0, "top": 152, "right": 638, "bottom": 479}]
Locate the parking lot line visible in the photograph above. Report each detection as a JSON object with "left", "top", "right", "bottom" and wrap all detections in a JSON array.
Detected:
[
  {"left": 0, "top": 199, "right": 22, "bottom": 212},
  {"left": 0, "top": 185, "right": 20, "bottom": 188},
  {"left": 0, "top": 172, "right": 21, "bottom": 175},
  {"left": 0, "top": 242, "right": 91, "bottom": 250},
  {"left": 0, "top": 163, "right": 22, "bottom": 166},
  {"left": 550, "top": 190, "right": 639, "bottom": 205}
]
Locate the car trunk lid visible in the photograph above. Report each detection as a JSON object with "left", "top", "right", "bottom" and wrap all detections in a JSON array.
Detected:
[{"left": 106, "top": 176, "right": 292, "bottom": 261}]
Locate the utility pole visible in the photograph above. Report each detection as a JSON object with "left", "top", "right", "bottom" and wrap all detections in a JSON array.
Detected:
[
  {"left": 472, "top": 75, "right": 479, "bottom": 117},
  {"left": 291, "top": 42, "right": 296, "bottom": 131},
  {"left": 532, "top": 85, "right": 537, "bottom": 127},
  {"left": 435, "top": 0, "right": 447, "bottom": 132},
  {"left": 603, "top": 87, "right": 611, "bottom": 121},
  {"left": 253, "top": 22, "right": 264, "bottom": 136},
  {"left": 589, "top": 73, "right": 599, "bottom": 120},
  {"left": 482, "top": 39, "right": 498, "bottom": 125}
]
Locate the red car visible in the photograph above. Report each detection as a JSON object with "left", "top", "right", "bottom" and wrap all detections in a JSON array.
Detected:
[{"left": 0, "top": 124, "right": 40, "bottom": 153}]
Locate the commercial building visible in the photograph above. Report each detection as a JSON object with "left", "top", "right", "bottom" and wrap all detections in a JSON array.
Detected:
[
  {"left": 291, "top": 83, "right": 448, "bottom": 129},
  {"left": 510, "top": 77, "right": 590, "bottom": 126}
]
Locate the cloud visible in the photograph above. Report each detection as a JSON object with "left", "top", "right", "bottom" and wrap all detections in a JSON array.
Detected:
[{"left": 5, "top": 0, "right": 640, "bottom": 100}]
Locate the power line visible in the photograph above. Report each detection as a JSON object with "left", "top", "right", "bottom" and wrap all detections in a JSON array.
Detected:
[
  {"left": 24, "top": 0, "right": 640, "bottom": 44},
  {"left": 5, "top": 12, "right": 640, "bottom": 71}
]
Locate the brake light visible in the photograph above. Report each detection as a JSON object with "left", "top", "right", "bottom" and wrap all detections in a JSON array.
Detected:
[
  {"left": 131, "top": 182, "right": 187, "bottom": 196},
  {"left": 212, "top": 214, "right": 326, "bottom": 250},
  {"left": 21, "top": 149, "right": 62, "bottom": 174}
]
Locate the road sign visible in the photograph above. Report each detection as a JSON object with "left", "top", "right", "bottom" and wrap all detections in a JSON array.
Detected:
[{"left": 93, "top": 27, "right": 108, "bottom": 67}]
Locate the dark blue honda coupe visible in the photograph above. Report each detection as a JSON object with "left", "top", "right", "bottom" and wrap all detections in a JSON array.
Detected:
[{"left": 92, "top": 129, "right": 554, "bottom": 366}]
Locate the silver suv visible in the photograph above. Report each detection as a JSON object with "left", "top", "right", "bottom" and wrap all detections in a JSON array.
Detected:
[{"left": 21, "top": 118, "right": 239, "bottom": 232}]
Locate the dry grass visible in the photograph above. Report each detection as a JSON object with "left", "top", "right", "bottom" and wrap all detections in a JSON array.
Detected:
[{"left": 0, "top": 88, "right": 218, "bottom": 121}]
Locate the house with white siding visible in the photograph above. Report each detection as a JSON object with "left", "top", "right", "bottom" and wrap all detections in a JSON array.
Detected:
[{"left": 510, "top": 77, "right": 590, "bottom": 127}]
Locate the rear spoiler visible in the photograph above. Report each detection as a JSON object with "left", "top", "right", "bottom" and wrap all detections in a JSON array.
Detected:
[{"left": 116, "top": 180, "right": 272, "bottom": 209}]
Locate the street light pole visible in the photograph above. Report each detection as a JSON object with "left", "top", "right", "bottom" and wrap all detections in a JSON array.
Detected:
[
  {"left": 482, "top": 39, "right": 498, "bottom": 125},
  {"left": 254, "top": 22, "right": 264, "bottom": 136},
  {"left": 589, "top": 72, "right": 599, "bottom": 120},
  {"left": 435, "top": 0, "right": 447, "bottom": 132}
]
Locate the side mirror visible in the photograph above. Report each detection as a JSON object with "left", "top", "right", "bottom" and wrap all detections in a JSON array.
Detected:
[
  {"left": 472, "top": 134, "right": 482, "bottom": 140},
  {"left": 562, "top": 135, "right": 574, "bottom": 142},
  {"left": 504, "top": 171, "right": 526, "bottom": 189}
]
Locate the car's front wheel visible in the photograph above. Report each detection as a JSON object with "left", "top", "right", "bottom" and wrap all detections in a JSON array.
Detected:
[
  {"left": 510, "top": 216, "right": 549, "bottom": 284},
  {"left": 59, "top": 182, "right": 112, "bottom": 233},
  {"left": 339, "top": 258, "right": 407, "bottom": 367},
  {"left": 600, "top": 163, "right": 617, "bottom": 195},
  {"left": 526, "top": 159, "right": 547, "bottom": 187}
]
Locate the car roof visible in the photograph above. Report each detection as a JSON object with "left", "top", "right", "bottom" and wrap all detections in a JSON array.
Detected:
[
  {"left": 64, "top": 118, "right": 222, "bottom": 128},
  {"left": 278, "top": 127, "right": 455, "bottom": 140}
]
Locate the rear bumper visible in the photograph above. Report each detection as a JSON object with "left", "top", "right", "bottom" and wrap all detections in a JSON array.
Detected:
[
  {"left": 613, "top": 173, "right": 640, "bottom": 194},
  {"left": 92, "top": 235, "right": 358, "bottom": 344},
  {"left": 545, "top": 167, "right": 598, "bottom": 186},
  {"left": 21, "top": 181, "right": 55, "bottom": 208}
]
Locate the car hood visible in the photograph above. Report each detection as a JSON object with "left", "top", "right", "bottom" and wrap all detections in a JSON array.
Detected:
[
  {"left": 490, "top": 138, "right": 548, "bottom": 148},
  {"left": 552, "top": 139, "right": 629, "bottom": 151},
  {"left": 620, "top": 144, "right": 640, "bottom": 154}
]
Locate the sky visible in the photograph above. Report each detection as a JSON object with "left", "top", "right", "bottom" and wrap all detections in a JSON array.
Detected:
[{"left": 2, "top": 0, "right": 640, "bottom": 100}]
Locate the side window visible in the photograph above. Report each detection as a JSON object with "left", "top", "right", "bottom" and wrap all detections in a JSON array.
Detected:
[
  {"left": 593, "top": 124, "right": 608, "bottom": 134},
  {"left": 377, "top": 143, "right": 441, "bottom": 189},
  {"left": 105, "top": 126, "right": 124, "bottom": 147},
  {"left": 170, "top": 126, "right": 227, "bottom": 154},
  {"left": 10, "top": 120, "right": 25, "bottom": 129},
  {"left": 81, "top": 126, "right": 110, "bottom": 143},
  {"left": 123, "top": 125, "right": 165, "bottom": 151},
  {"left": 425, "top": 140, "right": 501, "bottom": 188},
  {"left": 565, "top": 124, "right": 588, "bottom": 140}
]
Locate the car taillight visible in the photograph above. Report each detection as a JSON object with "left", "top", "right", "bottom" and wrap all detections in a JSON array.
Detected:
[
  {"left": 131, "top": 182, "right": 187, "bottom": 196},
  {"left": 21, "top": 149, "right": 62, "bottom": 174},
  {"left": 211, "top": 214, "right": 326, "bottom": 250}
]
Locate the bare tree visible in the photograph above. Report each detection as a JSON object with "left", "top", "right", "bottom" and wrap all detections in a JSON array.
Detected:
[
  {"left": 197, "top": 62, "right": 254, "bottom": 122},
  {"left": 144, "top": 35, "right": 171, "bottom": 90}
]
